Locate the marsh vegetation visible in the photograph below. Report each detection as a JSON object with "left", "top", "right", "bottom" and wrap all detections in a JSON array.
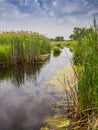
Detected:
[
  {"left": 0, "top": 18, "right": 98, "bottom": 130},
  {"left": 42, "top": 20, "right": 98, "bottom": 130},
  {"left": 0, "top": 31, "right": 51, "bottom": 66},
  {"left": 0, "top": 47, "right": 72, "bottom": 130}
]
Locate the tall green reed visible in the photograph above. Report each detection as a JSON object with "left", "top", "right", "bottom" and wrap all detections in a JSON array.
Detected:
[
  {"left": 0, "top": 32, "right": 51, "bottom": 65},
  {"left": 74, "top": 31, "right": 98, "bottom": 114}
]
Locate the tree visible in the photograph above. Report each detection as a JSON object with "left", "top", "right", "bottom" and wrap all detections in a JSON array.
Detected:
[
  {"left": 60, "top": 36, "right": 64, "bottom": 41},
  {"left": 69, "top": 27, "right": 94, "bottom": 40},
  {"left": 55, "top": 36, "right": 60, "bottom": 41},
  {"left": 86, "top": 28, "right": 94, "bottom": 35},
  {"left": 55, "top": 36, "right": 64, "bottom": 41},
  {"left": 70, "top": 27, "right": 83, "bottom": 40},
  {"left": 50, "top": 38, "right": 54, "bottom": 41}
]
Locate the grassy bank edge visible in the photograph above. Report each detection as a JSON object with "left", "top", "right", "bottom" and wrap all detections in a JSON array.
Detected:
[
  {"left": 0, "top": 32, "right": 52, "bottom": 66},
  {"left": 43, "top": 37, "right": 98, "bottom": 130}
]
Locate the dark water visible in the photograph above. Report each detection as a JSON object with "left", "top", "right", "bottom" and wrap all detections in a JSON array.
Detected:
[{"left": 0, "top": 48, "right": 72, "bottom": 130}]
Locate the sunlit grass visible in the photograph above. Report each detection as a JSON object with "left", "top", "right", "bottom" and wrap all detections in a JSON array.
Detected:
[
  {"left": 74, "top": 32, "right": 98, "bottom": 111},
  {"left": 45, "top": 32, "right": 98, "bottom": 130},
  {"left": 51, "top": 40, "right": 77, "bottom": 52},
  {"left": 72, "top": 31, "right": 98, "bottom": 129},
  {"left": 0, "top": 31, "right": 51, "bottom": 65},
  {"left": 0, "top": 45, "right": 11, "bottom": 62}
]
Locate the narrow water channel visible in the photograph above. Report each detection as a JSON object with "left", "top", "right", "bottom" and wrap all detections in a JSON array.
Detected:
[{"left": 0, "top": 48, "right": 72, "bottom": 130}]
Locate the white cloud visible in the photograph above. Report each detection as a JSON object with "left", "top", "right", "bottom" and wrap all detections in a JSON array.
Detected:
[
  {"left": 52, "top": 1, "right": 57, "bottom": 7},
  {"left": 49, "top": 10, "right": 55, "bottom": 17},
  {"left": 0, "top": 0, "right": 98, "bottom": 39},
  {"left": 0, "top": 2, "right": 30, "bottom": 20}
]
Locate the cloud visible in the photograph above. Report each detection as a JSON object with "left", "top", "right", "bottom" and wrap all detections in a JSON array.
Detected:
[
  {"left": 1, "top": 0, "right": 98, "bottom": 20},
  {"left": 0, "top": 0, "right": 98, "bottom": 39},
  {"left": 0, "top": 1, "right": 31, "bottom": 20}
]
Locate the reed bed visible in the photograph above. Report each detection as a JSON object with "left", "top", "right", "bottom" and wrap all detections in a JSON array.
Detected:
[
  {"left": 69, "top": 31, "right": 98, "bottom": 130},
  {"left": 44, "top": 31, "right": 98, "bottom": 130},
  {"left": 74, "top": 31, "right": 98, "bottom": 112},
  {"left": 0, "top": 31, "right": 51, "bottom": 65}
]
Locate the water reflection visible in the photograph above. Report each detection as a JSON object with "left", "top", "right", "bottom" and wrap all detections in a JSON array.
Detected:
[
  {"left": 0, "top": 48, "right": 73, "bottom": 130},
  {"left": 53, "top": 51, "right": 61, "bottom": 57},
  {"left": 0, "top": 56, "right": 50, "bottom": 86},
  {"left": 0, "top": 89, "right": 54, "bottom": 130},
  {"left": 11, "top": 65, "right": 25, "bottom": 86}
]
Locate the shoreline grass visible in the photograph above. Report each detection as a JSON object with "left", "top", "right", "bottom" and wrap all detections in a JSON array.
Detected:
[
  {"left": 43, "top": 32, "right": 98, "bottom": 130},
  {"left": 51, "top": 40, "right": 77, "bottom": 52},
  {"left": 0, "top": 31, "right": 51, "bottom": 66}
]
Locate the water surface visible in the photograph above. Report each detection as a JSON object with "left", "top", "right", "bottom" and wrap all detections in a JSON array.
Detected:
[{"left": 0, "top": 48, "right": 72, "bottom": 130}]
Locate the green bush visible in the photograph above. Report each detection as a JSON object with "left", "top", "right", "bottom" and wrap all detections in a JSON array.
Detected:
[{"left": 52, "top": 46, "right": 61, "bottom": 53}]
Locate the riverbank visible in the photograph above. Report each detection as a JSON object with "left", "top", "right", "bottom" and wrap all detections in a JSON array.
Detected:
[
  {"left": 0, "top": 31, "right": 98, "bottom": 129},
  {"left": 42, "top": 32, "right": 98, "bottom": 130},
  {"left": 0, "top": 32, "right": 51, "bottom": 66},
  {"left": 51, "top": 40, "right": 77, "bottom": 52},
  {"left": 0, "top": 48, "right": 72, "bottom": 130}
]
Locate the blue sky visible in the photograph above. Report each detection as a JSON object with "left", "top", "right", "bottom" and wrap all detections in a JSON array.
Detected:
[{"left": 0, "top": 0, "right": 98, "bottom": 39}]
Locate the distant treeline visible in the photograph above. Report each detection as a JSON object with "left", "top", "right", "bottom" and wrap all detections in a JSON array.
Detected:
[{"left": 50, "top": 36, "right": 64, "bottom": 41}]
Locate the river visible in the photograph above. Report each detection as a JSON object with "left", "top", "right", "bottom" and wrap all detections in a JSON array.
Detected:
[{"left": 0, "top": 48, "right": 72, "bottom": 130}]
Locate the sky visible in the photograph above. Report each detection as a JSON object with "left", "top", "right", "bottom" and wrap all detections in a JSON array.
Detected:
[{"left": 0, "top": 0, "right": 98, "bottom": 39}]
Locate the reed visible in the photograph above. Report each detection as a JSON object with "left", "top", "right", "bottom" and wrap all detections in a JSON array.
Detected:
[
  {"left": 74, "top": 31, "right": 98, "bottom": 112},
  {"left": 0, "top": 31, "right": 51, "bottom": 65},
  {"left": 47, "top": 31, "right": 98, "bottom": 130},
  {"left": 70, "top": 31, "right": 98, "bottom": 130},
  {"left": 51, "top": 40, "right": 77, "bottom": 52}
]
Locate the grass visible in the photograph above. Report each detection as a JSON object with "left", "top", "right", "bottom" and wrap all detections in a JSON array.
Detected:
[
  {"left": 0, "top": 45, "right": 11, "bottom": 62},
  {"left": 74, "top": 32, "right": 98, "bottom": 111},
  {"left": 71, "top": 31, "right": 98, "bottom": 130},
  {"left": 44, "top": 32, "right": 98, "bottom": 130},
  {"left": 52, "top": 46, "right": 61, "bottom": 53},
  {"left": 0, "top": 31, "right": 98, "bottom": 129},
  {"left": 0, "top": 31, "right": 51, "bottom": 65},
  {"left": 67, "top": 31, "right": 98, "bottom": 129},
  {"left": 51, "top": 40, "right": 77, "bottom": 52}
]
